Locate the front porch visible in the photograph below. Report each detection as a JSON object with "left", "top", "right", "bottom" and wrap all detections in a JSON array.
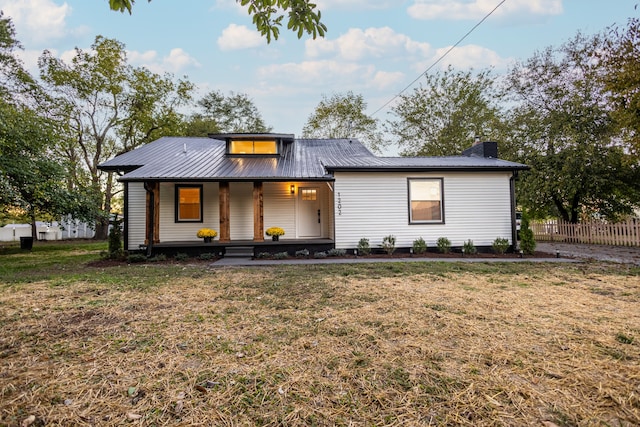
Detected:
[{"left": 147, "top": 238, "right": 335, "bottom": 258}]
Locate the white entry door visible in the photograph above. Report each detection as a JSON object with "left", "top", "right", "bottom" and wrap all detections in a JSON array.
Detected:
[{"left": 298, "top": 187, "right": 321, "bottom": 237}]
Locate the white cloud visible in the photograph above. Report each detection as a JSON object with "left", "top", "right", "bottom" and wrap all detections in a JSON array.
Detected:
[
  {"left": 256, "top": 60, "right": 401, "bottom": 91},
  {"left": 0, "top": 0, "right": 71, "bottom": 43},
  {"left": 306, "top": 27, "right": 431, "bottom": 61},
  {"left": 315, "top": 0, "right": 394, "bottom": 9},
  {"left": 408, "top": 0, "right": 563, "bottom": 21},
  {"left": 127, "top": 48, "right": 200, "bottom": 74},
  {"left": 415, "top": 44, "right": 512, "bottom": 71},
  {"left": 217, "top": 24, "right": 265, "bottom": 51}
]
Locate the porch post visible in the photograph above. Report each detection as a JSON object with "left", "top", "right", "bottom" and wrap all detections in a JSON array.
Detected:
[
  {"left": 219, "top": 182, "right": 230, "bottom": 242},
  {"left": 144, "top": 181, "right": 160, "bottom": 245},
  {"left": 253, "top": 182, "right": 264, "bottom": 242}
]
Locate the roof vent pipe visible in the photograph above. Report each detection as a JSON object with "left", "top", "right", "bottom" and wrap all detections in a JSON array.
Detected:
[{"left": 183, "top": 143, "right": 187, "bottom": 153}]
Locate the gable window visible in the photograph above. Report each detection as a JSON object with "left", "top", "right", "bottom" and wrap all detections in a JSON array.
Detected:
[
  {"left": 175, "top": 185, "right": 203, "bottom": 222},
  {"left": 229, "top": 139, "right": 277, "bottom": 154},
  {"left": 408, "top": 178, "right": 444, "bottom": 223}
]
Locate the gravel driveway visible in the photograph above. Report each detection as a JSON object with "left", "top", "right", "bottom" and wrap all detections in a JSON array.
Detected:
[{"left": 537, "top": 242, "right": 640, "bottom": 265}]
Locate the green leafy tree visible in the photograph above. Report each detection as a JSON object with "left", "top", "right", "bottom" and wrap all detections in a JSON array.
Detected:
[
  {"left": 601, "top": 14, "right": 640, "bottom": 154},
  {"left": 387, "top": 66, "right": 505, "bottom": 156},
  {"left": 187, "top": 90, "right": 271, "bottom": 135},
  {"left": 39, "top": 36, "right": 194, "bottom": 238},
  {"left": 504, "top": 33, "right": 640, "bottom": 223},
  {"left": 108, "top": 0, "right": 327, "bottom": 43},
  {"left": 0, "top": 14, "right": 96, "bottom": 236},
  {"left": 302, "top": 91, "right": 386, "bottom": 154}
]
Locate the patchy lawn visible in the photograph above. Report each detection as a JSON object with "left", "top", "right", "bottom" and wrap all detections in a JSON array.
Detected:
[{"left": 0, "top": 243, "right": 639, "bottom": 426}]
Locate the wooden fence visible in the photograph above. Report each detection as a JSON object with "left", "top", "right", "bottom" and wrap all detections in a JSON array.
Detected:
[{"left": 531, "top": 218, "right": 640, "bottom": 247}]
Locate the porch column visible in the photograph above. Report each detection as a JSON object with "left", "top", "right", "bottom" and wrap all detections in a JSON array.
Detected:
[
  {"left": 144, "top": 181, "right": 160, "bottom": 244},
  {"left": 219, "top": 182, "right": 230, "bottom": 242},
  {"left": 253, "top": 182, "right": 264, "bottom": 242}
]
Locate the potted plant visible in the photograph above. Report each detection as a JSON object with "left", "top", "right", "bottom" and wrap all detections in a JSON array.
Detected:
[
  {"left": 265, "top": 227, "right": 285, "bottom": 241},
  {"left": 197, "top": 228, "right": 217, "bottom": 243}
]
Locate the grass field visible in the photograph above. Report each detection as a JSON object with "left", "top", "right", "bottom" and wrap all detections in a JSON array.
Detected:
[{"left": 0, "top": 241, "right": 639, "bottom": 426}]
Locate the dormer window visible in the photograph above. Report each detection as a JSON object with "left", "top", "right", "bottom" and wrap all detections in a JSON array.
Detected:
[{"left": 229, "top": 139, "right": 277, "bottom": 154}]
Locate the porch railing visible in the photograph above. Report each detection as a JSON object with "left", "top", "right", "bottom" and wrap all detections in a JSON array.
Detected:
[{"left": 531, "top": 218, "right": 640, "bottom": 247}]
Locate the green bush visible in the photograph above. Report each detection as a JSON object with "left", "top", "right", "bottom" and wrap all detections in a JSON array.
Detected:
[
  {"left": 273, "top": 251, "right": 289, "bottom": 260},
  {"left": 462, "top": 239, "right": 477, "bottom": 255},
  {"left": 381, "top": 235, "right": 396, "bottom": 255},
  {"left": 519, "top": 215, "right": 536, "bottom": 255},
  {"left": 127, "top": 253, "right": 147, "bottom": 263},
  {"left": 357, "top": 238, "right": 371, "bottom": 255},
  {"left": 107, "top": 215, "right": 124, "bottom": 259},
  {"left": 327, "top": 248, "right": 346, "bottom": 257},
  {"left": 436, "top": 237, "right": 451, "bottom": 254},
  {"left": 198, "top": 252, "right": 216, "bottom": 261},
  {"left": 412, "top": 237, "right": 427, "bottom": 254},
  {"left": 492, "top": 237, "right": 510, "bottom": 254},
  {"left": 295, "top": 249, "right": 309, "bottom": 258},
  {"left": 314, "top": 251, "right": 327, "bottom": 259},
  {"left": 174, "top": 252, "right": 189, "bottom": 262}
]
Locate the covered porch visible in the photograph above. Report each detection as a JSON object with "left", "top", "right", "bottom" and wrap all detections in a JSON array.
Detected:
[{"left": 136, "top": 179, "right": 335, "bottom": 255}]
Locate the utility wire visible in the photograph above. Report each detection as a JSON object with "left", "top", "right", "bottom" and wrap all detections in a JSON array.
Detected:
[{"left": 371, "top": 0, "right": 507, "bottom": 117}]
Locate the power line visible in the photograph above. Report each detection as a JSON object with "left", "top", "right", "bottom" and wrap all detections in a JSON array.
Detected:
[{"left": 371, "top": 0, "right": 507, "bottom": 117}]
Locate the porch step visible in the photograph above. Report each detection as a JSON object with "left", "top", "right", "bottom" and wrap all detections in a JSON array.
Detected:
[{"left": 224, "top": 246, "right": 254, "bottom": 258}]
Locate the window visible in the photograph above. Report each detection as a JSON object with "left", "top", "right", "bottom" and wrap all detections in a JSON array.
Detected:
[
  {"left": 176, "top": 185, "right": 202, "bottom": 222},
  {"left": 301, "top": 188, "right": 317, "bottom": 201},
  {"left": 229, "top": 139, "right": 277, "bottom": 154},
  {"left": 408, "top": 178, "right": 443, "bottom": 223}
]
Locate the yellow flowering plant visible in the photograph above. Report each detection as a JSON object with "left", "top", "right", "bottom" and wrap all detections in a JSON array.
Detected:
[
  {"left": 265, "top": 227, "right": 285, "bottom": 237},
  {"left": 196, "top": 228, "right": 218, "bottom": 238}
]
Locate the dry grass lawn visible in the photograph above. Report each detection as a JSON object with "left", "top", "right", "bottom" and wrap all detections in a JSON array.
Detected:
[{"left": 0, "top": 257, "right": 639, "bottom": 426}]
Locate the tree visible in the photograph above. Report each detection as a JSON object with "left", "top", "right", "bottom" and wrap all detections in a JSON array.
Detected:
[
  {"left": 0, "top": 14, "right": 95, "bottom": 236},
  {"left": 601, "top": 15, "right": 640, "bottom": 154},
  {"left": 39, "top": 36, "right": 194, "bottom": 239},
  {"left": 503, "top": 33, "right": 640, "bottom": 223},
  {"left": 186, "top": 90, "right": 271, "bottom": 135},
  {"left": 387, "top": 66, "right": 504, "bottom": 157},
  {"left": 302, "top": 91, "right": 386, "bottom": 154},
  {"left": 107, "top": 0, "right": 327, "bottom": 43}
]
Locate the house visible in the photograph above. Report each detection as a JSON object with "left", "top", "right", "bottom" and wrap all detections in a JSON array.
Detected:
[{"left": 98, "top": 133, "right": 528, "bottom": 256}]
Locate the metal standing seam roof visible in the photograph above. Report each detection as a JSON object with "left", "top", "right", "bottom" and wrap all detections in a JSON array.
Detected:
[{"left": 97, "top": 136, "right": 528, "bottom": 181}]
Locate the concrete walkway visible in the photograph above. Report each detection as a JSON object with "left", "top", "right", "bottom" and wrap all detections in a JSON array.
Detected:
[
  {"left": 211, "top": 243, "right": 640, "bottom": 267},
  {"left": 212, "top": 253, "right": 575, "bottom": 267}
]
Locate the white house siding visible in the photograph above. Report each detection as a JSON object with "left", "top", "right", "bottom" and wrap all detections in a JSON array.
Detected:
[
  {"left": 158, "top": 182, "right": 220, "bottom": 242},
  {"left": 264, "top": 182, "right": 296, "bottom": 240},
  {"left": 333, "top": 171, "right": 513, "bottom": 250},
  {"left": 127, "top": 182, "right": 147, "bottom": 251},
  {"left": 229, "top": 182, "right": 253, "bottom": 240}
]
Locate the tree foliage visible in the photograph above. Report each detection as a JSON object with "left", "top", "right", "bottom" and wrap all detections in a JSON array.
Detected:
[
  {"left": 503, "top": 33, "right": 640, "bottom": 223},
  {"left": 302, "top": 91, "right": 385, "bottom": 154},
  {"left": 601, "top": 15, "right": 640, "bottom": 154},
  {"left": 38, "top": 36, "right": 194, "bottom": 238},
  {"left": 108, "top": 0, "right": 327, "bottom": 43},
  {"left": 187, "top": 90, "right": 271, "bottom": 135},
  {"left": 387, "top": 67, "right": 504, "bottom": 156}
]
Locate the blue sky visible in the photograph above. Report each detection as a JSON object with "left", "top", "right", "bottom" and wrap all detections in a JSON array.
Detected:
[{"left": 0, "top": 0, "right": 636, "bottom": 147}]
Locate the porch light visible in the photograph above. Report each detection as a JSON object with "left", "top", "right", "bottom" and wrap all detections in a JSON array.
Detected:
[{"left": 290, "top": 184, "right": 295, "bottom": 194}]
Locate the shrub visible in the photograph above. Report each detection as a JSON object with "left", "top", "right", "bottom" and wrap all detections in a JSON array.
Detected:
[
  {"left": 127, "top": 253, "right": 147, "bottom": 263},
  {"left": 198, "top": 252, "right": 216, "bottom": 261},
  {"left": 492, "top": 237, "right": 510, "bottom": 254},
  {"left": 436, "top": 237, "right": 451, "bottom": 254},
  {"left": 357, "top": 238, "right": 371, "bottom": 255},
  {"left": 107, "top": 215, "right": 124, "bottom": 259},
  {"left": 148, "top": 254, "right": 167, "bottom": 263},
  {"left": 273, "top": 251, "right": 289, "bottom": 260},
  {"left": 174, "top": 253, "right": 189, "bottom": 262},
  {"left": 462, "top": 239, "right": 477, "bottom": 255},
  {"left": 412, "top": 237, "right": 427, "bottom": 254},
  {"left": 295, "top": 249, "right": 309, "bottom": 258},
  {"left": 381, "top": 235, "right": 396, "bottom": 255},
  {"left": 314, "top": 251, "right": 327, "bottom": 259},
  {"left": 327, "top": 248, "right": 346, "bottom": 257},
  {"left": 519, "top": 214, "right": 536, "bottom": 255},
  {"left": 256, "top": 252, "right": 271, "bottom": 259}
]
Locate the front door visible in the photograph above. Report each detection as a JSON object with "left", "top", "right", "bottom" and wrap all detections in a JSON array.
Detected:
[{"left": 298, "top": 187, "right": 321, "bottom": 237}]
